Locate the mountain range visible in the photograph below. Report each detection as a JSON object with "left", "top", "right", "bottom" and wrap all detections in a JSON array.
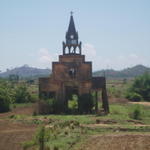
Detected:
[
  {"left": 0, "top": 65, "right": 51, "bottom": 79},
  {"left": 0, "top": 64, "right": 150, "bottom": 79},
  {"left": 93, "top": 65, "right": 150, "bottom": 79}
]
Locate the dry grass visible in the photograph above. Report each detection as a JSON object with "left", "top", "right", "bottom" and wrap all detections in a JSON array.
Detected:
[
  {"left": 78, "top": 133, "right": 150, "bottom": 150},
  {"left": 129, "top": 102, "right": 150, "bottom": 106}
]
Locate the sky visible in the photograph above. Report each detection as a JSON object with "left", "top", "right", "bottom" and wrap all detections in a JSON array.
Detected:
[{"left": 0, "top": 0, "right": 150, "bottom": 72}]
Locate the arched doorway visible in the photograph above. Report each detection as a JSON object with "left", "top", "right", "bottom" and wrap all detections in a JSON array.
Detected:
[{"left": 65, "top": 86, "right": 79, "bottom": 113}]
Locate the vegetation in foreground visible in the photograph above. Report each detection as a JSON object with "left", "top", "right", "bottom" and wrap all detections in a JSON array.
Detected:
[{"left": 5, "top": 103, "right": 149, "bottom": 150}]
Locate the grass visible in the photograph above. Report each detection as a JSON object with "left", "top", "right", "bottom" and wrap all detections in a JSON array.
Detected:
[
  {"left": 22, "top": 119, "right": 150, "bottom": 150},
  {"left": 6, "top": 102, "right": 150, "bottom": 150},
  {"left": 10, "top": 102, "right": 33, "bottom": 109},
  {"left": 96, "top": 103, "right": 150, "bottom": 125},
  {"left": 8, "top": 102, "right": 150, "bottom": 125}
]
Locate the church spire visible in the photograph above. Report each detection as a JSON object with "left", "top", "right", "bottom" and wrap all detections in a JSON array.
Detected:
[
  {"left": 62, "top": 12, "right": 82, "bottom": 55},
  {"left": 66, "top": 12, "right": 77, "bottom": 39}
]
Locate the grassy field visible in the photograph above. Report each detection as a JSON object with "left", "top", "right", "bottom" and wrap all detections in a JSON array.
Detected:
[{"left": 1, "top": 102, "right": 149, "bottom": 150}]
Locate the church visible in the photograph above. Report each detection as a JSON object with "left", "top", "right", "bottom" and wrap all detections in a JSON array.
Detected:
[{"left": 39, "top": 13, "right": 109, "bottom": 113}]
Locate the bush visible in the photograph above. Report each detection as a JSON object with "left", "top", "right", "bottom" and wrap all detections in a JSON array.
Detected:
[
  {"left": 68, "top": 94, "right": 78, "bottom": 113},
  {"left": 129, "top": 105, "right": 142, "bottom": 120},
  {"left": 126, "top": 92, "right": 142, "bottom": 102},
  {"left": 127, "top": 73, "right": 150, "bottom": 101},
  {"left": 14, "top": 85, "right": 32, "bottom": 103},
  {"left": 0, "top": 88, "right": 10, "bottom": 112}
]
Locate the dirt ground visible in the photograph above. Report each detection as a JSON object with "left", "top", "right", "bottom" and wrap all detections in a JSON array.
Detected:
[
  {"left": 0, "top": 106, "right": 36, "bottom": 150},
  {"left": 79, "top": 134, "right": 150, "bottom": 150},
  {"left": 129, "top": 102, "right": 150, "bottom": 106}
]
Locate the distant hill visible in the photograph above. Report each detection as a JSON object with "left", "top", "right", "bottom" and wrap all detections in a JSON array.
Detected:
[
  {"left": 93, "top": 65, "right": 150, "bottom": 79},
  {"left": 0, "top": 65, "right": 51, "bottom": 78},
  {"left": 0, "top": 64, "right": 149, "bottom": 79}
]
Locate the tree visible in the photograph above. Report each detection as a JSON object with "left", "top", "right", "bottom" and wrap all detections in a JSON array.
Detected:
[
  {"left": 0, "top": 87, "right": 10, "bottom": 112},
  {"left": 14, "top": 85, "right": 31, "bottom": 103},
  {"left": 126, "top": 73, "right": 150, "bottom": 101}
]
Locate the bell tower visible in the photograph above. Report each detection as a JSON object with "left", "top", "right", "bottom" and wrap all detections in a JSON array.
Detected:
[
  {"left": 63, "top": 12, "right": 82, "bottom": 55},
  {"left": 39, "top": 12, "right": 109, "bottom": 114}
]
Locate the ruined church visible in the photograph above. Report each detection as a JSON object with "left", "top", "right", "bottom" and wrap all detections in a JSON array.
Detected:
[{"left": 39, "top": 13, "right": 109, "bottom": 113}]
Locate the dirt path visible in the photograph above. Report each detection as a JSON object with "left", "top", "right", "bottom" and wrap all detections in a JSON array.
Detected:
[
  {"left": 129, "top": 102, "right": 150, "bottom": 106},
  {"left": 79, "top": 134, "right": 150, "bottom": 150},
  {"left": 0, "top": 105, "right": 34, "bottom": 118}
]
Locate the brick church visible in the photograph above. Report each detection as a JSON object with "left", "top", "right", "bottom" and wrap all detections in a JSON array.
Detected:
[{"left": 39, "top": 13, "right": 109, "bottom": 113}]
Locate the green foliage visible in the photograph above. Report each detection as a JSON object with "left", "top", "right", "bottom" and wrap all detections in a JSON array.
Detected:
[
  {"left": 68, "top": 94, "right": 78, "bottom": 113},
  {"left": 0, "top": 87, "right": 10, "bottom": 112},
  {"left": 22, "top": 140, "right": 36, "bottom": 150},
  {"left": 14, "top": 84, "right": 32, "bottom": 103},
  {"left": 126, "top": 73, "right": 150, "bottom": 101},
  {"left": 126, "top": 92, "right": 142, "bottom": 102},
  {"left": 23, "top": 126, "right": 48, "bottom": 150},
  {"left": 35, "top": 126, "right": 45, "bottom": 150},
  {"left": 108, "top": 86, "right": 122, "bottom": 98},
  {"left": 68, "top": 99, "right": 78, "bottom": 109},
  {"left": 129, "top": 105, "right": 142, "bottom": 120}
]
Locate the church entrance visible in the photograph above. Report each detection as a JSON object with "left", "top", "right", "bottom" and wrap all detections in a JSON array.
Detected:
[{"left": 65, "top": 86, "right": 79, "bottom": 113}]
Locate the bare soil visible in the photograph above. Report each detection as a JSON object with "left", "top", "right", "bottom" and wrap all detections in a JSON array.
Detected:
[
  {"left": 79, "top": 134, "right": 150, "bottom": 150},
  {"left": 0, "top": 106, "right": 36, "bottom": 150},
  {"left": 109, "top": 98, "right": 129, "bottom": 103},
  {"left": 129, "top": 102, "right": 150, "bottom": 106}
]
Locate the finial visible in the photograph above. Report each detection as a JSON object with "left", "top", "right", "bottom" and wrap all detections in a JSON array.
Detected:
[{"left": 70, "top": 11, "right": 73, "bottom": 16}]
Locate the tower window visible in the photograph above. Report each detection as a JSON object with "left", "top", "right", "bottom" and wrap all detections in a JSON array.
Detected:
[{"left": 69, "top": 68, "right": 76, "bottom": 78}]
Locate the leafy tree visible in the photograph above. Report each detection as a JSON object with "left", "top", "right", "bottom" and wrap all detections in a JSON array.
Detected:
[
  {"left": 14, "top": 84, "right": 31, "bottom": 103},
  {"left": 126, "top": 73, "right": 150, "bottom": 101},
  {"left": 0, "top": 87, "right": 10, "bottom": 112}
]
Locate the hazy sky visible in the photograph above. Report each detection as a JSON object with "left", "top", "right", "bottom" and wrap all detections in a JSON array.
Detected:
[{"left": 0, "top": 0, "right": 150, "bottom": 71}]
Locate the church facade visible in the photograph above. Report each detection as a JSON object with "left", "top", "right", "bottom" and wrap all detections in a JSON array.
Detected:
[{"left": 39, "top": 14, "right": 109, "bottom": 113}]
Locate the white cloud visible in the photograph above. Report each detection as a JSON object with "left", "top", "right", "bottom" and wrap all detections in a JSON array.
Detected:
[
  {"left": 38, "top": 48, "right": 57, "bottom": 64},
  {"left": 35, "top": 48, "right": 59, "bottom": 69},
  {"left": 82, "top": 43, "right": 148, "bottom": 70},
  {"left": 82, "top": 43, "right": 96, "bottom": 60}
]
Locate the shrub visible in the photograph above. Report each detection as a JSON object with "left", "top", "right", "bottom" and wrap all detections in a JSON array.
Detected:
[
  {"left": 68, "top": 99, "right": 78, "bottom": 110},
  {"left": 68, "top": 94, "right": 78, "bottom": 113},
  {"left": 14, "top": 85, "right": 32, "bottom": 103},
  {"left": 127, "top": 73, "right": 150, "bottom": 101},
  {"left": 0, "top": 88, "right": 10, "bottom": 112},
  {"left": 22, "top": 141, "right": 36, "bottom": 150},
  {"left": 129, "top": 105, "right": 142, "bottom": 120},
  {"left": 126, "top": 92, "right": 142, "bottom": 102},
  {"left": 35, "top": 126, "right": 45, "bottom": 150}
]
